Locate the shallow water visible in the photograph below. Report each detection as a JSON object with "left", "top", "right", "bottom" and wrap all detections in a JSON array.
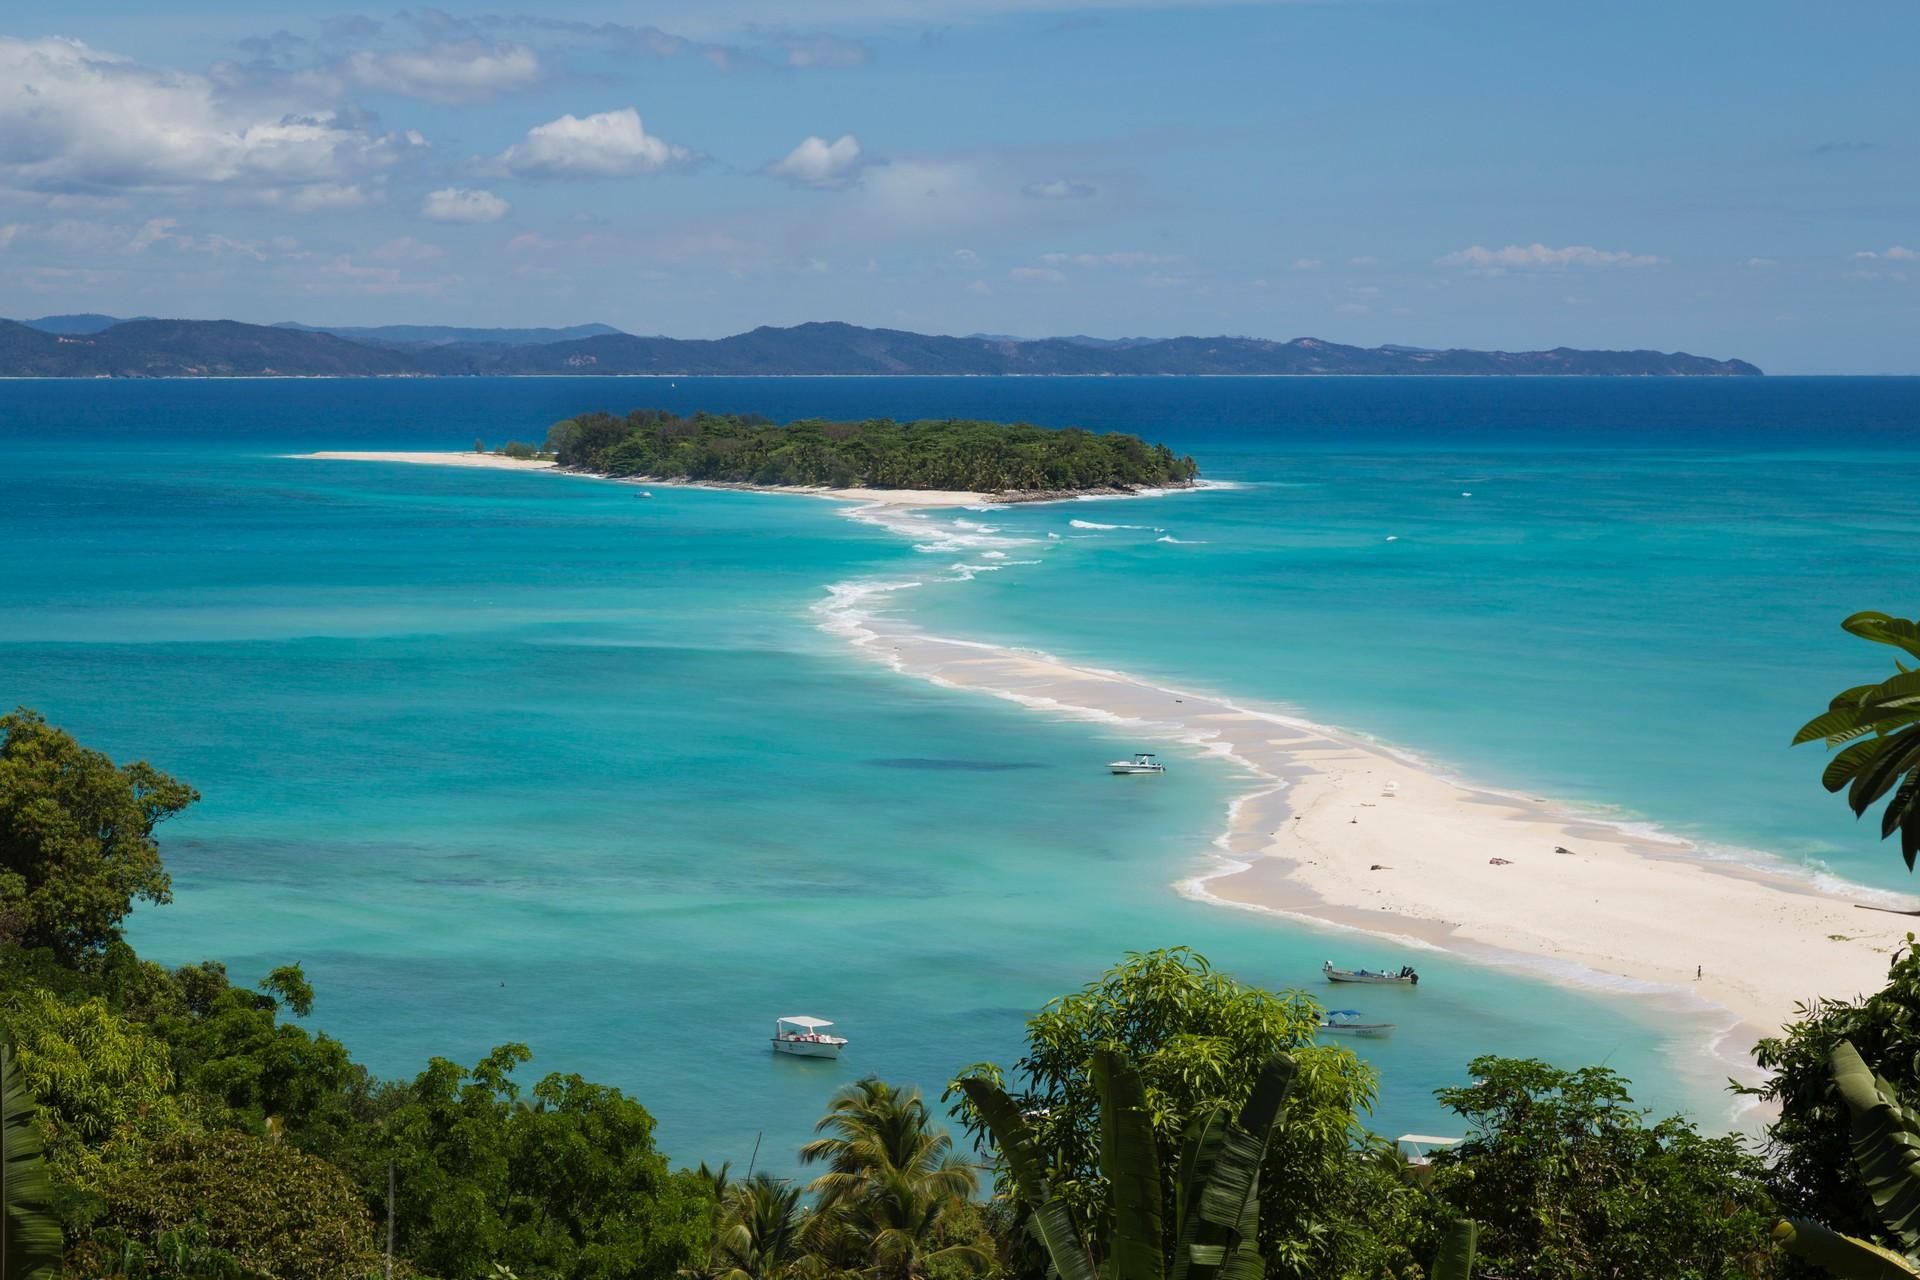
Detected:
[{"left": 4, "top": 376, "right": 1916, "bottom": 1171}]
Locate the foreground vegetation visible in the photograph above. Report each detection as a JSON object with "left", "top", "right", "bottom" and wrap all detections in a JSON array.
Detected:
[
  {"left": 4, "top": 609, "right": 1920, "bottom": 1276},
  {"left": 540, "top": 410, "right": 1201, "bottom": 493}
]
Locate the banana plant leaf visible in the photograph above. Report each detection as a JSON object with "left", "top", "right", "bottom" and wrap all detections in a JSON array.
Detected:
[
  {"left": 1177, "top": 1053, "right": 1296, "bottom": 1280},
  {"left": 1775, "top": 1218, "right": 1920, "bottom": 1279},
  {"left": 1, "top": 1044, "right": 61, "bottom": 1280},
  {"left": 1833, "top": 1041, "right": 1920, "bottom": 1248},
  {"left": 956, "top": 1074, "right": 1100, "bottom": 1280},
  {"left": 1171, "top": 1105, "right": 1229, "bottom": 1280},
  {"left": 956, "top": 1075, "right": 1051, "bottom": 1208},
  {"left": 1026, "top": 1198, "right": 1101, "bottom": 1280},
  {"left": 1431, "top": 1219, "right": 1479, "bottom": 1280},
  {"left": 1091, "top": 1048, "right": 1165, "bottom": 1280}
]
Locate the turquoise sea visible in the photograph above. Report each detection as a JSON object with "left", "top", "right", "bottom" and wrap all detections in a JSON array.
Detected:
[{"left": 4, "top": 376, "right": 1918, "bottom": 1171}]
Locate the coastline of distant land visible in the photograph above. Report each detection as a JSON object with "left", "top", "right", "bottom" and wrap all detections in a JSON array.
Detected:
[{"left": 0, "top": 315, "right": 1764, "bottom": 378}]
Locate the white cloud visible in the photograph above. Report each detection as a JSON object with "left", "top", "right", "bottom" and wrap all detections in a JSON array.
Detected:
[
  {"left": 0, "top": 37, "right": 421, "bottom": 200},
  {"left": 486, "top": 108, "right": 694, "bottom": 178},
  {"left": 767, "top": 134, "right": 862, "bottom": 188},
  {"left": 1746, "top": 257, "right": 1777, "bottom": 268},
  {"left": 1022, "top": 178, "right": 1094, "bottom": 200},
  {"left": 1009, "top": 265, "right": 1066, "bottom": 283},
  {"left": 421, "top": 187, "right": 509, "bottom": 223},
  {"left": 1336, "top": 302, "right": 1369, "bottom": 314},
  {"left": 305, "top": 253, "right": 450, "bottom": 296},
  {"left": 1039, "top": 250, "right": 1178, "bottom": 267},
  {"left": 1349, "top": 254, "right": 1380, "bottom": 266},
  {"left": 0, "top": 224, "right": 23, "bottom": 250},
  {"left": 257, "top": 182, "right": 377, "bottom": 212},
  {"left": 372, "top": 235, "right": 443, "bottom": 261},
  {"left": 1289, "top": 257, "right": 1322, "bottom": 270},
  {"left": 1859, "top": 245, "right": 1918, "bottom": 261},
  {"left": 1437, "top": 242, "right": 1666, "bottom": 269},
  {"left": 338, "top": 41, "right": 541, "bottom": 103},
  {"left": 951, "top": 248, "right": 980, "bottom": 265},
  {"left": 774, "top": 34, "right": 869, "bottom": 68}
]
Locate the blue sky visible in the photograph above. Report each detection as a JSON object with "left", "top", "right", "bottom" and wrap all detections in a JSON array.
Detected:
[{"left": 1, "top": 1, "right": 1914, "bottom": 371}]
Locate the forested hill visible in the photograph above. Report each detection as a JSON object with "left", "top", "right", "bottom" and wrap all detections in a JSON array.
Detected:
[
  {"left": 0, "top": 316, "right": 1763, "bottom": 377},
  {"left": 544, "top": 410, "right": 1200, "bottom": 493}
]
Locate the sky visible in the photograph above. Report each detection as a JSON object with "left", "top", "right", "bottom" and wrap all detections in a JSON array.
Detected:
[{"left": 1, "top": 1, "right": 1915, "bottom": 372}]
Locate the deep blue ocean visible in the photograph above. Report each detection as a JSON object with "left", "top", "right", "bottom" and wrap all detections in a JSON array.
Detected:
[{"left": 4, "top": 376, "right": 1917, "bottom": 1170}]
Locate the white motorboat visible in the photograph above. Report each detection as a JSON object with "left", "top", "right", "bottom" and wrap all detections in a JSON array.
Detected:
[
  {"left": 1323, "top": 959, "right": 1419, "bottom": 986},
  {"left": 1318, "top": 1009, "right": 1396, "bottom": 1039},
  {"left": 771, "top": 1015, "right": 848, "bottom": 1058},
  {"left": 1109, "top": 752, "right": 1167, "bottom": 775}
]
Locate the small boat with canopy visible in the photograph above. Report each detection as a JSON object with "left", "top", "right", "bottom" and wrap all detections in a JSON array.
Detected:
[
  {"left": 1109, "top": 752, "right": 1166, "bottom": 775},
  {"left": 771, "top": 1016, "right": 848, "bottom": 1058},
  {"left": 1317, "top": 1010, "right": 1396, "bottom": 1039}
]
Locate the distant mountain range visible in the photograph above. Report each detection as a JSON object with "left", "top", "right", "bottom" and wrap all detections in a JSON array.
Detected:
[
  {"left": 270, "top": 321, "right": 628, "bottom": 349},
  {"left": 0, "top": 316, "right": 1763, "bottom": 377}
]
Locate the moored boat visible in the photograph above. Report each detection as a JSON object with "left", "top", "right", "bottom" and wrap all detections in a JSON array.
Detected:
[
  {"left": 1318, "top": 1009, "right": 1396, "bottom": 1038},
  {"left": 1109, "top": 752, "right": 1166, "bottom": 775},
  {"left": 1323, "top": 959, "right": 1419, "bottom": 985},
  {"left": 771, "top": 1015, "right": 848, "bottom": 1058}
]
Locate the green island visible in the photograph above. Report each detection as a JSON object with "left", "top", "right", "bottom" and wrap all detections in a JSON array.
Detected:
[
  {"left": 5, "top": 611, "right": 1920, "bottom": 1279},
  {"left": 531, "top": 410, "right": 1201, "bottom": 495}
]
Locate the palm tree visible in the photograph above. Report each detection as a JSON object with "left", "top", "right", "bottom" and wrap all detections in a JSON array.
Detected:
[
  {"left": 799, "top": 1079, "right": 988, "bottom": 1280},
  {"left": 712, "top": 1174, "right": 809, "bottom": 1280}
]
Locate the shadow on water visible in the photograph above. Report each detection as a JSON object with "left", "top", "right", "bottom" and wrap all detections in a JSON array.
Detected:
[{"left": 865, "top": 757, "right": 1047, "bottom": 771}]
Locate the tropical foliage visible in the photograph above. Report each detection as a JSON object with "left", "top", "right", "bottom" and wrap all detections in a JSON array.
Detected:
[
  {"left": 1427, "top": 1057, "right": 1776, "bottom": 1279},
  {"left": 946, "top": 947, "right": 1422, "bottom": 1280},
  {"left": 1748, "top": 940, "right": 1920, "bottom": 1248},
  {"left": 0, "top": 709, "right": 197, "bottom": 962},
  {"left": 1775, "top": 1041, "right": 1920, "bottom": 1280},
  {"left": 2, "top": 1041, "right": 63, "bottom": 1280},
  {"left": 1795, "top": 613, "right": 1920, "bottom": 868},
  {"left": 958, "top": 1044, "right": 1298, "bottom": 1280},
  {"left": 543, "top": 410, "right": 1200, "bottom": 493}
]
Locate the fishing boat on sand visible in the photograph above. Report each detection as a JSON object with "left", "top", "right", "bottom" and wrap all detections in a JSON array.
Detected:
[
  {"left": 1109, "top": 752, "right": 1166, "bottom": 775},
  {"left": 771, "top": 1015, "right": 848, "bottom": 1058},
  {"left": 1318, "top": 1010, "right": 1396, "bottom": 1039},
  {"left": 1323, "top": 960, "right": 1419, "bottom": 986}
]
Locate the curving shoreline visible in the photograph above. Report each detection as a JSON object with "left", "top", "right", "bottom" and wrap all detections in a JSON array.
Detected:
[{"left": 816, "top": 500, "right": 1919, "bottom": 1098}]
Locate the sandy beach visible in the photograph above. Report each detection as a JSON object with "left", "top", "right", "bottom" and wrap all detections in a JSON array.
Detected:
[
  {"left": 815, "top": 510, "right": 1916, "bottom": 1056},
  {"left": 296, "top": 451, "right": 999, "bottom": 508},
  {"left": 308, "top": 448, "right": 1915, "bottom": 1057}
]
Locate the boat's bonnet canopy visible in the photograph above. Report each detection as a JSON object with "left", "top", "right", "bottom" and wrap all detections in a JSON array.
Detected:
[
  {"left": 1328, "top": 1010, "right": 1362, "bottom": 1017},
  {"left": 778, "top": 1015, "right": 834, "bottom": 1028}
]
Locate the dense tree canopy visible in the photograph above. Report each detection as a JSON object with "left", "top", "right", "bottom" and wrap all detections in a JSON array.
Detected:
[
  {"left": 947, "top": 948, "right": 1419, "bottom": 1280},
  {"left": 0, "top": 710, "right": 197, "bottom": 963},
  {"left": 363, "top": 1044, "right": 713, "bottom": 1280},
  {"left": 1429, "top": 1056, "right": 1776, "bottom": 1279},
  {"left": 99, "top": 1129, "right": 380, "bottom": 1280},
  {"left": 543, "top": 409, "right": 1200, "bottom": 493}
]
